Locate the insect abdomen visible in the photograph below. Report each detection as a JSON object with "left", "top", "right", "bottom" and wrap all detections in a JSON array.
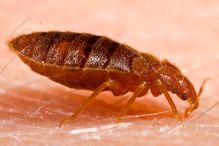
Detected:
[
  {"left": 9, "top": 31, "right": 162, "bottom": 93},
  {"left": 10, "top": 32, "right": 138, "bottom": 73}
]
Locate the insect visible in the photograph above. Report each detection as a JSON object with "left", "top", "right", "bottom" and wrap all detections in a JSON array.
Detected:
[{"left": 8, "top": 31, "right": 206, "bottom": 126}]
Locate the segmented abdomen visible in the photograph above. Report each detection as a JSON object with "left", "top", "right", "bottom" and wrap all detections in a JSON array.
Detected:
[{"left": 11, "top": 32, "right": 138, "bottom": 72}]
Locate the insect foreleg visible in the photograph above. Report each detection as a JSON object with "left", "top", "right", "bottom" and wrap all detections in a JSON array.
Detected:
[{"left": 155, "top": 79, "right": 182, "bottom": 121}]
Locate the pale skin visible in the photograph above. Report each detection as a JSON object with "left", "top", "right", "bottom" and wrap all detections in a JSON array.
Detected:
[{"left": 0, "top": 0, "right": 219, "bottom": 145}]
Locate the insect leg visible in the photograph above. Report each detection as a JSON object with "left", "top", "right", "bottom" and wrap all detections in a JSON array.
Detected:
[
  {"left": 185, "top": 78, "right": 209, "bottom": 117},
  {"left": 116, "top": 82, "right": 149, "bottom": 121},
  {"left": 59, "top": 80, "right": 117, "bottom": 126},
  {"left": 155, "top": 79, "right": 182, "bottom": 121}
]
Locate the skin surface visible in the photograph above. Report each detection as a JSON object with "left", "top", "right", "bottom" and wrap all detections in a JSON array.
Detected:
[{"left": 0, "top": 0, "right": 219, "bottom": 145}]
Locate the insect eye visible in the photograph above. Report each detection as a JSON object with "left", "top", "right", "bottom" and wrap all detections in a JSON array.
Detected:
[{"left": 181, "top": 93, "right": 187, "bottom": 100}]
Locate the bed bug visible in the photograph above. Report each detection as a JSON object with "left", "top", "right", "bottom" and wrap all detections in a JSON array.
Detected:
[{"left": 8, "top": 31, "right": 206, "bottom": 126}]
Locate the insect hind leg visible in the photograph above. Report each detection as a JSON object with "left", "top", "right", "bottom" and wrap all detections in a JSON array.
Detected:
[{"left": 59, "top": 79, "right": 122, "bottom": 127}]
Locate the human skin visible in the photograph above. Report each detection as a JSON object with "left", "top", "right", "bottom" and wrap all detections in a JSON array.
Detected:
[{"left": 0, "top": 0, "right": 219, "bottom": 145}]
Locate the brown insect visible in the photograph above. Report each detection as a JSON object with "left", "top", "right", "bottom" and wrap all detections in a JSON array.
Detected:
[{"left": 8, "top": 31, "right": 206, "bottom": 126}]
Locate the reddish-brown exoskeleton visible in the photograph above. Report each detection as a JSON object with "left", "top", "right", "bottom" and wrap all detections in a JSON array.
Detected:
[{"left": 8, "top": 31, "right": 206, "bottom": 126}]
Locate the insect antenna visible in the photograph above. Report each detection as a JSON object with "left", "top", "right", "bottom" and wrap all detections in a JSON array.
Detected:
[
  {"left": 0, "top": 56, "right": 16, "bottom": 74},
  {"left": 9, "top": 17, "right": 42, "bottom": 41},
  {"left": 0, "top": 18, "right": 42, "bottom": 74},
  {"left": 197, "top": 78, "right": 210, "bottom": 97}
]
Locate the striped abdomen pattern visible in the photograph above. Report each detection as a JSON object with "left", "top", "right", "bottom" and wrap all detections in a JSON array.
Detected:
[{"left": 11, "top": 32, "right": 138, "bottom": 72}]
